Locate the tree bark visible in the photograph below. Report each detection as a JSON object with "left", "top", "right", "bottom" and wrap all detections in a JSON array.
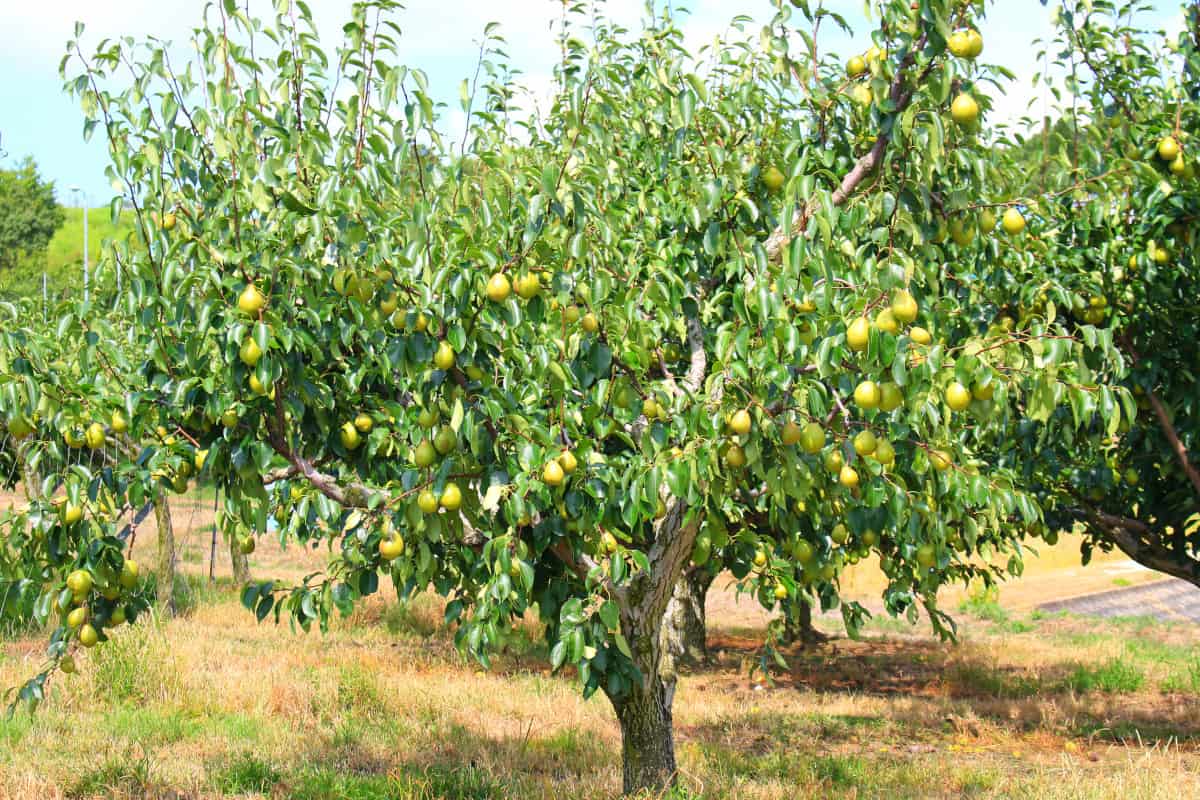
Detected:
[
  {"left": 153, "top": 487, "right": 177, "bottom": 616},
  {"left": 781, "top": 599, "right": 828, "bottom": 647},
  {"left": 611, "top": 666, "right": 678, "bottom": 795},
  {"left": 18, "top": 445, "right": 42, "bottom": 502},
  {"left": 662, "top": 567, "right": 713, "bottom": 669},
  {"left": 602, "top": 504, "right": 701, "bottom": 795},
  {"left": 229, "top": 533, "right": 251, "bottom": 585}
]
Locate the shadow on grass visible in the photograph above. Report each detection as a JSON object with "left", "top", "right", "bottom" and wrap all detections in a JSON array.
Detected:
[{"left": 698, "top": 632, "right": 1200, "bottom": 746}]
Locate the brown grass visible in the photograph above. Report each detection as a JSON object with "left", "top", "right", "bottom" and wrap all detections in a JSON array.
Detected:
[{"left": 0, "top": 490, "right": 1198, "bottom": 799}]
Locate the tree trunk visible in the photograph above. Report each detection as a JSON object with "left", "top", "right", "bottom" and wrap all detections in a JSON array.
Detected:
[
  {"left": 662, "top": 567, "right": 713, "bottom": 668},
  {"left": 611, "top": 669, "right": 678, "bottom": 795},
  {"left": 153, "top": 488, "right": 177, "bottom": 616},
  {"left": 18, "top": 445, "right": 42, "bottom": 501},
  {"left": 229, "top": 533, "right": 251, "bottom": 585},
  {"left": 781, "top": 599, "right": 828, "bottom": 647}
]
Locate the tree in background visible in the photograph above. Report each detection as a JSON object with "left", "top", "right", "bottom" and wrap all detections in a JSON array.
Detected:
[
  {"left": 0, "top": 159, "right": 64, "bottom": 272},
  {"left": 998, "top": 0, "right": 1200, "bottom": 587}
]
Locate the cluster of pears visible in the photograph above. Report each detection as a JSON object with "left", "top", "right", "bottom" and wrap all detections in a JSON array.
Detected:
[
  {"left": 1156, "top": 135, "right": 1190, "bottom": 177},
  {"left": 542, "top": 448, "right": 579, "bottom": 487},
  {"left": 410, "top": 407, "right": 463, "bottom": 515},
  {"left": 57, "top": 559, "right": 140, "bottom": 672},
  {"left": 721, "top": 408, "right": 755, "bottom": 468},
  {"left": 340, "top": 412, "right": 374, "bottom": 451},
  {"left": 486, "top": 270, "right": 543, "bottom": 303},
  {"left": 62, "top": 415, "right": 116, "bottom": 451}
]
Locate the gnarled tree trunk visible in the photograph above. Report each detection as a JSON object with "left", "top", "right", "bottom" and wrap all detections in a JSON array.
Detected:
[
  {"left": 602, "top": 503, "right": 701, "bottom": 795},
  {"left": 662, "top": 566, "right": 713, "bottom": 669},
  {"left": 153, "top": 487, "right": 177, "bottom": 616}
]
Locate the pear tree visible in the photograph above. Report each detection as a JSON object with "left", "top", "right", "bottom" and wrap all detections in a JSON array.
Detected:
[{"left": 0, "top": 0, "right": 1129, "bottom": 793}]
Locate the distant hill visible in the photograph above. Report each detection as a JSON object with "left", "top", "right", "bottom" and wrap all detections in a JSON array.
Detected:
[{"left": 0, "top": 207, "right": 137, "bottom": 302}]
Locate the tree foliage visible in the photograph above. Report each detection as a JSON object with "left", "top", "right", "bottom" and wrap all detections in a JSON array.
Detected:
[
  {"left": 2, "top": 0, "right": 1195, "bottom": 793},
  {"left": 0, "top": 158, "right": 65, "bottom": 271}
]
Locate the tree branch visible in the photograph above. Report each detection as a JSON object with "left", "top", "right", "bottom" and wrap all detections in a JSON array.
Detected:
[
  {"left": 1146, "top": 390, "right": 1200, "bottom": 497},
  {"left": 764, "top": 35, "right": 929, "bottom": 262},
  {"left": 1069, "top": 505, "right": 1200, "bottom": 588}
]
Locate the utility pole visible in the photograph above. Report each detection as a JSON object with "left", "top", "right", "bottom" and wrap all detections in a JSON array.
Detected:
[{"left": 69, "top": 186, "right": 89, "bottom": 303}]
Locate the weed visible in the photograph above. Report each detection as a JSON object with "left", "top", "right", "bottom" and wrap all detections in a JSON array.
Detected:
[
  {"left": 210, "top": 752, "right": 281, "bottom": 794},
  {"left": 1064, "top": 657, "right": 1145, "bottom": 694}
]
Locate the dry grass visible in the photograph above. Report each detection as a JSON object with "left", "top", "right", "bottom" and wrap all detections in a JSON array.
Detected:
[{"left": 0, "top": 491, "right": 1198, "bottom": 799}]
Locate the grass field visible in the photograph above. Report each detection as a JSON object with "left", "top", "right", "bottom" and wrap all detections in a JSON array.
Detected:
[
  {"left": 0, "top": 207, "right": 136, "bottom": 301},
  {"left": 1, "top": 494, "right": 1198, "bottom": 799}
]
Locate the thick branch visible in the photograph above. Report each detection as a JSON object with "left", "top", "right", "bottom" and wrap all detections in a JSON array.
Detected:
[
  {"left": 764, "top": 36, "right": 928, "bottom": 262},
  {"left": 1070, "top": 505, "right": 1200, "bottom": 588}
]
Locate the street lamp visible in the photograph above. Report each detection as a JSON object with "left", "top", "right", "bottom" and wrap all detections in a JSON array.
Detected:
[{"left": 69, "top": 186, "right": 89, "bottom": 304}]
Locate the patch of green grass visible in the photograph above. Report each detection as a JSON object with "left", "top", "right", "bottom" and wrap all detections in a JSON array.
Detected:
[
  {"left": 958, "top": 595, "right": 1008, "bottom": 624},
  {"left": 1159, "top": 656, "right": 1200, "bottom": 695},
  {"left": 210, "top": 752, "right": 281, "bottom": 795},
  {"left": 208, "top": 712, "right": 263, "bottom": 743},
  {"left": 1063, "top": 657, "right": 1145, "bottom": 694},
  {"left": 88, "top": 621, "right": 182, "bottom": 706},
  {"left": 338, "top": 662, "right": 385, "bottom": 717},
  {"left": 67, "top": 752, "right": 153, "bottom": 799},
  {"left": 949, "top": 663, "right": 1043, "bottom": 698},
  {"left": 0, "top": 714, "right": 32, "bottom": 745},
  {"left": 101, "top": 707, "right": 200, "bottom": 745},
  {"left": 1, "top": 208, "right": 136, "bottom": 302},
  {"left": 281, "top": 765, "right": 507, "bottom": 800}
]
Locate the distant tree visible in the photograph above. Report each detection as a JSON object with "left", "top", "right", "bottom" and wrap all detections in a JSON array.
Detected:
[{"left": 0, "top": 159, "right": 64, "bottom": 271}]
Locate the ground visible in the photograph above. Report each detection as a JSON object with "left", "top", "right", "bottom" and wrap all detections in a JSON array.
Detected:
[{"left": 1, "top": 491, "right": 1198, "bottom": 799}]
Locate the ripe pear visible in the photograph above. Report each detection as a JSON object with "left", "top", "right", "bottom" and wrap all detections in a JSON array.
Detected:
[
  {"left": 846, "top": 55, "right": 867, "bottom": 77},
  {"left": 543, "top": 460, "right": 565, "bottom": 486},
  {"left": 853, "top": 430, "right": 877, "bottom": 456},
  {"left": 413, "top": 440, "right": 437, "bottom": 469},
  {"left": 439, "top": 482, "right": 463, "bottom": 511},
  {"left": 853, "top": 380, "right": 881, "bottom": 409},
  {"left": 874, "top": 308, "right": 899, "bottom": 335},
  {"left": 950, "top": 93, "right": 979, "bottom": 127},
  {"left": 838, "top": 465, "right": 860, "bottom": 489},
  {"left": 1002, "top": 207, "right": 1026, "bottom": 234},
  {"left": 239, "top": 337, "right": 263, "bottom": 367},
  {"left": 728, "top": 409, "right": 752, "bottom": 436},
  {"left": 238, "top": 284, "right": 266, "bottom": 316},
  {"left": 340, "top": 422, "right": 361, "bottom": 451},
  {"left": 433, "top": 341, "right": 456, "bottom": 371},
  {"left": 879, "top": 382, "right": 904, "bottom": 412},
  {"left": 486, "top": 273, "right": 511, "bottom": 302},
  {"left": 910, "top": 326, "right": 932, "bottom": 346},
  {"left": 781, "top": 421, "right": 802, "bottom": 446},
  {"left": 723, "top": 443, "right": 747, "bottom": 468},
  {"left": 417, "top": 489, "right": 439, "bottom": 514},
  {"left": 558, "top": 449, "right": 578, "bottom": 473},
  {"left": 799, "top": 422, "right": 825, "bottom": 454},
  {"left": 354, "top": 413, "right": 373, "bottom": 433},
  {"left": 846, "top": 317, "right": 871, "bottom": 351},
  {"left": 110, "top": 410, "right": 128, "bottom": 434},
  {"left": 891, "top": 290, "right": 918, "bottom": 323},
  {"left": 1157, "top": 136, "right": 1180, "bottom": 161},
  {"left": 85, "top": 422, "right": 106, "bottom": 450},
  {"left": 945, "top": 382, "right": 971, "bottom": 412}
]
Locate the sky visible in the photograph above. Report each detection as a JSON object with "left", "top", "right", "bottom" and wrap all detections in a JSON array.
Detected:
[{"left": 0, "top": 0, "right": 1186, "bottom": 206}]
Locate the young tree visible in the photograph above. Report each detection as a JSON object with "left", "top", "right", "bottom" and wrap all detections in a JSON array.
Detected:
[
  {"left": 0, "top": 158, "right": 64, "bottom": 271},
  {"left": 1, "top": 1, "right": 1129, "bottom": 793}
]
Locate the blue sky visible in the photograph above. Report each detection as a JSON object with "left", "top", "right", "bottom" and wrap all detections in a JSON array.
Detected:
[{"left": 0, "top": 0, "right": 1185, "bottom": 206}]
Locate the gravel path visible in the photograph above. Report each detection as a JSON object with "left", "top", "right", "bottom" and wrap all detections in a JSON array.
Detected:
[{"left": 1038, "top": 578, "right": 1200, "bottom": 623}]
